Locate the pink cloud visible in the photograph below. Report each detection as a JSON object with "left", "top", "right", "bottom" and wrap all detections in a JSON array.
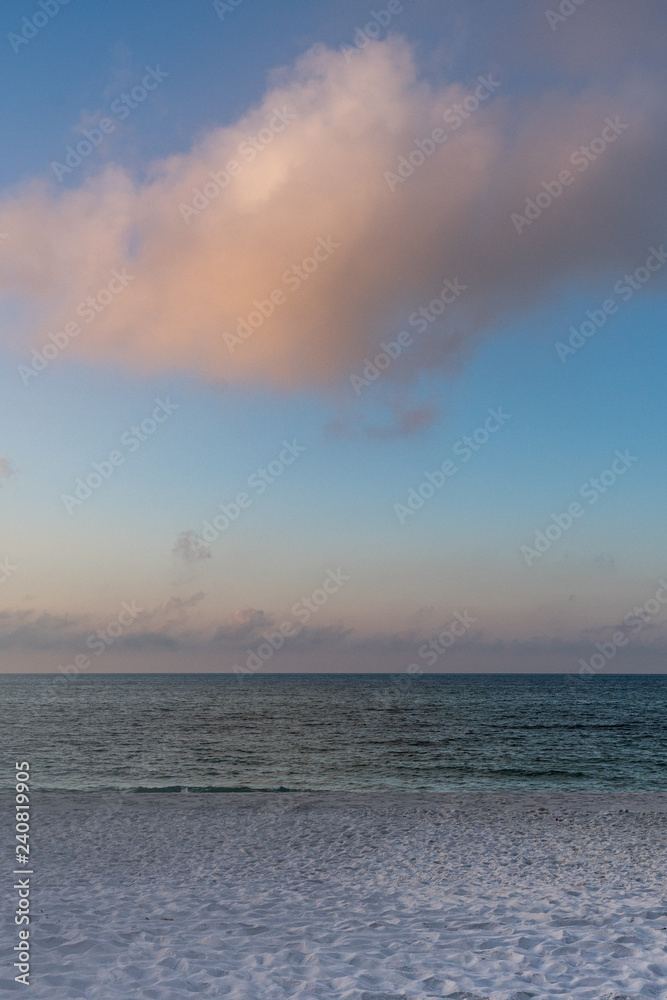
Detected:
[{"left": 2, "top": 39, "right": 665, "bottom": 393}]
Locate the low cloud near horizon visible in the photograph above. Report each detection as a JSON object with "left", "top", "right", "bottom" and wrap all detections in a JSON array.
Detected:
[
  {"left": 2, "top": 37, "right": 666, "bottom": 397},
  {"left": 1, "top": 596, "right": 666, "bottom": 676}
]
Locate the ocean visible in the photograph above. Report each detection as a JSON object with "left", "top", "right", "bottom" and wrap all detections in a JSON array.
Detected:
[{"left": 1, "top": 673, "right": 665, "bottom": 793}]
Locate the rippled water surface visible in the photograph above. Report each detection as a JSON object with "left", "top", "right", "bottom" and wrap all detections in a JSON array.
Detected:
[{"left": 1, "top": 673, "right": 665, "bottom": 792}]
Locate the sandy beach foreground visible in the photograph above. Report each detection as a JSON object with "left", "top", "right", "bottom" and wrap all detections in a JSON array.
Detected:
[{"left": 2, "top": 792, "right": 667, "bottom": 999}]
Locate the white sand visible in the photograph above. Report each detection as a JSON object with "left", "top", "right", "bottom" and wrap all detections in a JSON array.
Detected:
[{"left": 2, "top": 791, "right": 667, "bottom": 998}]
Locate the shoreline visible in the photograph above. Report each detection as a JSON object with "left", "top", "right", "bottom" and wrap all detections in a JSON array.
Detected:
[{"left": 4, "top": 785, "right": 667, "bottom": 796}]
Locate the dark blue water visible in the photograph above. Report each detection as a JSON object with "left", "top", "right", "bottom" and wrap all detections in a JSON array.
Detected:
[{"left": 1, "top": 673, "right": 665, "bottom": 792}]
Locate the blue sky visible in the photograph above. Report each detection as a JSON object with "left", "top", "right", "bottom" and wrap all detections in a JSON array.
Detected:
[{"left": 1, "top": 0, "right": 666, "bottom": 673}]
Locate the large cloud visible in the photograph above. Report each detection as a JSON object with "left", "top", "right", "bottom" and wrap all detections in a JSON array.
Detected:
[{"left": 1, "top": 38, "right": 665, "bottom": 390}]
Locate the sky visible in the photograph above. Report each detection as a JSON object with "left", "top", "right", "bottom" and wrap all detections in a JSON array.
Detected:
[{"left": 0, "top": 0, "right": 666, "bottom": 674}]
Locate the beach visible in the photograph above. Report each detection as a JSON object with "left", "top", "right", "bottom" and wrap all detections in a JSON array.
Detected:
[
  {"left": 3, "top": 0, "right": 666, "bottom": 995},
  {"left": 3, "top": 791, "right": 667, "bottom": 998}
]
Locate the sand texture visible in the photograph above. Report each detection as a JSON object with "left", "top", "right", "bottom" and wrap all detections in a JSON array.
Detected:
[{"left": 2, "top": 792, "right": 667, "bottom": 999}]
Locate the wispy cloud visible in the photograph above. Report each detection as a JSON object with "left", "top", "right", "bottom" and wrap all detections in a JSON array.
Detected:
[
  {"left": 173, "top": 531, "right": 212, "bottom": 563},
  {"left": 0, "top": 456, "right": 16, "bottom": 485}
]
